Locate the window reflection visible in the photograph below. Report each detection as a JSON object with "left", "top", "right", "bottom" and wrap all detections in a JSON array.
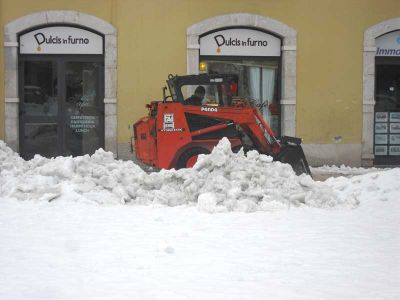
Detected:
[
  {"left": 205, "top": 60, "right": 280, "bottom": 135},
  {"left": 23, "top": 124, "right": 58, "bottom": 159},
  {"left": 376, "top": 65, "right": 400, "bottom": 112},
  {"left": 23, "top": 61, "right": 57, "bottom": 116}
]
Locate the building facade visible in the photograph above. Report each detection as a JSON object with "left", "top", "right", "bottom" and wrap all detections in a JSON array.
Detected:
[{"left": 1, "top": 0, "right": 400, "bottom": 166}]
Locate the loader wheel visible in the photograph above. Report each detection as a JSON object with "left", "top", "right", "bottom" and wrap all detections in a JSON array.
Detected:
[{"left": 177, "top": 147, "right": 210, "bottom": 169}]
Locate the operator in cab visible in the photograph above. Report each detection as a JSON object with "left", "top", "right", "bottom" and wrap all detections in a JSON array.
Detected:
[{"left": 185, "top": 86, "right": 205, "bottom": 105}]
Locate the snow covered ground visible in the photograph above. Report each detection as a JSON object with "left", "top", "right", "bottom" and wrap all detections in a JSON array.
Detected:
[
  {"left": 311, "top": 164, "right": 389, "bottom": 180},
  {"left": 0, "top": 139, "right": 399, "bottom": 299}
]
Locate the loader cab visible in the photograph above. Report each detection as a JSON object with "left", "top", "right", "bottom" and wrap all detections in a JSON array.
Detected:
[{"left": 166, "top": 74, "right": 238, "bottom": 106}]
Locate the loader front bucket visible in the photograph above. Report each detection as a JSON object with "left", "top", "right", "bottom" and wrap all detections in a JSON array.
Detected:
[{"left": 273, "top": 136, "right": 312, "bottom": 176}]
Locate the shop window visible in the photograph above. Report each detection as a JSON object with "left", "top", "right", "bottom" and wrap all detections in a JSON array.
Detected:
[
  {"left": 181, "top": 83, "right": 232, "bottom": 106},
  {"left": 199, "top": 28, "right": 281, "bottom": 136},
  {"left": 23, "top": 61, "right": 57, "bottom": 117},
  {"left": 201, "top": 59, "right": 280, "bottom": 135},
  {"left": 374, "top": 58, "right": 400, "bottom": 163}
]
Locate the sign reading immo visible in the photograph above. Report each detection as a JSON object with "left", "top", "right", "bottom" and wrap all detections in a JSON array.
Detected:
[
  {"left": 376, "top": 30, "right": 400, "bottom": 57},
  {"left": 20, "top": 26, "right": 103, "bottom": 54},
  {"left": 200, "top": 28, "right": 281, "bottom": 57}
]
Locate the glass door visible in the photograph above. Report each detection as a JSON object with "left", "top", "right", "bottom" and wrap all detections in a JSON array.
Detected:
[
  {"left": 19, "top": 55, "right": 104, "bottom": 159},
  {"left": 19, "top": 58, "right": 60, "bottom": 159},
  {"left": 247, "top": 65, "right": 278, "bottom": 133},
  {"left": 64, "top": 61, "right": 104, "bottom": 156}
]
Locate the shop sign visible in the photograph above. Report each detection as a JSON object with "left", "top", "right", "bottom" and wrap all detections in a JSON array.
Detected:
[
  {"left": 376, "top": 30, "right": 400, "bottom": 57},
  {"left": 200, "top": 28, "right": 281, "bottom": 57},
  {"left": 20, "top": 26, "right": 103, "bottom": 54}
]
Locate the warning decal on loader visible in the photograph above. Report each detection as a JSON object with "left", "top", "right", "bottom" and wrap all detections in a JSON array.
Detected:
[
  {"left": 161, "top": 113, "right": 183, "bottom": 132},
  {"left": 163, "top": 113, "right": 174, "bottom": 129}
]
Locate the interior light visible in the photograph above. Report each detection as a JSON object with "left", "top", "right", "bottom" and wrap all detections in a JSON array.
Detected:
[{"left": 199, "top": 62, "right": 207, "bottom": 72}]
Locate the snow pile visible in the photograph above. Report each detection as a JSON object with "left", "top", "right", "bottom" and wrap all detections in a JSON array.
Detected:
[
  {"left": 188, "top": 140, "right": 355, "bottom": 212},
  {"left": 0, "top": 138, "right": 390, "bottom": 212},
  {"left": 311, "top": 164, "right": 388, "bottom": 176},
  {"left": 0, "top": 140, "right": 148, "bottom": 204},
  {"left": 324, "top": 168, "right": 400, "bottom": 204}
]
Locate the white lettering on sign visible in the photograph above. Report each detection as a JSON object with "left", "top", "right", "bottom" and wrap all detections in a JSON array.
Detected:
[
  {"left": 201, "top": 107, "right": 218, "bottom": 112},
  {"left": 160, "top": 128, "right": 183, "bottom": 132},
  {"left": 20, "top": 26, "right": 103, "bottom": 54},
  {"left": 200, "top": 28, "right": 281, "bottom": 57},
  {"left": 69, "top": 115, "right": 97, "bottom": 133},
  {"left": 376, "top": 30, "right": 400, "bottom": 57}
]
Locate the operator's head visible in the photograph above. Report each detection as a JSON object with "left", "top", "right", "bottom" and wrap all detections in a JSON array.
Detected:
[{"left": 195, "top": 86, "right": 206, "bottom": 99}]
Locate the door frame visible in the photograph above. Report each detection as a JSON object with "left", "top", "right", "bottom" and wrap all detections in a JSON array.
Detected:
[
  {"left": 373, "top": 57, "right": 400, "bottom": 165},
  {"left": 187, "top": 14, "right": 297, "bottom": 137},
  {"left": 4, "top": 11, "right": 117, "bottom": 155},
  {"left": 18, "top": 54, "right": 105, "bottom": 158},
  {"left": 363, "top": 17, "right": 400, "bottom": 166}
]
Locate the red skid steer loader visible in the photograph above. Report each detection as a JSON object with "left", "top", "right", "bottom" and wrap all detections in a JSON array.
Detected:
[{"left": 132, "top": 74, "right": 311, "bottom": 175}]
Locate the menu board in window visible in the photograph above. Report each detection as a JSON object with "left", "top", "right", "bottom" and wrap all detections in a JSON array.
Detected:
[
  {"left": 389, "top": 146, "right": 400, "bottom": 156},
  {"left": 390, "top": 112, "right": 400, "bottom": 122},
  {"left": 375, "top": 112, "right": 388, "bottom": 122},
  {"left": 390, "top": 123, "right": 400, "bottom": 133},
  {"left": 375, "top": 123, "right": 388, "bottom": 133},
  {"left": 375, "top": 134, "right": 388, "bottom": 144},
  {"left": 375, "top": 145, "right": 387, "bottom": 156}
]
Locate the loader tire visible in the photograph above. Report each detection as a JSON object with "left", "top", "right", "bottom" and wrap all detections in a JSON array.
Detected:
[{"left": 177, "top": 147, "right": 210, "bottom": 169}]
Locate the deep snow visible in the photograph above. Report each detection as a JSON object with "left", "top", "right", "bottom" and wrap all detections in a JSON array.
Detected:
[
  {"left": 0, "top": 139, "right": 363, "bottom": 211},
  {"left": 311, "top": 164, "right": 388, "bottom": 177},
  {"left": 0, "top": 139, "right": 399, "bottom": 299}
]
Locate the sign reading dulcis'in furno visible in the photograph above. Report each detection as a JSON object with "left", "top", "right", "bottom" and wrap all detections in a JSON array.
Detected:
[
  {"left": 200, "top": 28, "right": 281, "bottom": 57},
  {"left": 20, "top": 26, "right": 103, "bottom": 54}
]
